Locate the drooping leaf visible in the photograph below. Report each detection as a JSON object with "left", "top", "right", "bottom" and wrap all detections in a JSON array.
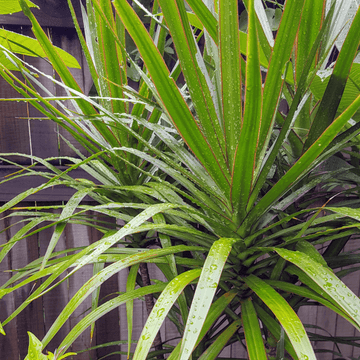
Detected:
[
  {"left": 275, "top": 248, "right": 360, "bottom": 331},
  {"left": 245, "top": 274, "right": 316, "bottom": 360},
  {"left": 126, "top": 263, "right": 139, "bottom": 359},
  {"left": 196, "top": 319, "right": 241, "bottom": 360},
  {"left": 241, "top": 297, "right": 267, "bottom": 360},
  {"left": 326, "top": 206, "right": 360, "bottom": 222},
  {"left": 179, "top": 238, "right": 235, "bottom": 360},
  {"left": 42, "top": 244, "right": 205, "bottom": 347},
  {"left": 133, "top": 269, "right": 201, "bottom": 359},
  {"left": 58, "top": 283, "right": 167, "bottom": 353},
  {"left": 295, "top": 239, "right": 328, "bottom": 267},
  {"left": 265, "top": 279, "right": 359, "bottom": 328},
  {"left": 0, "top": 29, "right": 80, "bottom": 68},
  {"left": 167, "top": 290, "right": 238, "bottom": 360},
  {"left": 254, "top": 302, "right": 298, "bottom": 359},
  {"left": 40, "top": 187, "right": 94, "bottom": 271}
]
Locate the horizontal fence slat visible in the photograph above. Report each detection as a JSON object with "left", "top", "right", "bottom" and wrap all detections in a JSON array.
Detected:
[{"left": 0, "top": 165, "right": 97, "bottom": 202}]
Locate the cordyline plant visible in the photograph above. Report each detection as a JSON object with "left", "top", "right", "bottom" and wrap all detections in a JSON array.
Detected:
[{"left": 1, "top": 0, "right": 360, "bottom": 359}]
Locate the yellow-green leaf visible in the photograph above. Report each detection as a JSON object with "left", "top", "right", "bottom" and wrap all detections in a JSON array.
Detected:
[
  {"left": 0, "top": 0, "right": 37, "bottom": 15},
  {"left": 0, "top": 29, "right": 80, "bottom": 68}
]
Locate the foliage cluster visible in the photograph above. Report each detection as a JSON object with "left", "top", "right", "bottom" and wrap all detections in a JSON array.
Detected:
[{"left": 1, "top": 0, "right": 360, "bottom": 359}]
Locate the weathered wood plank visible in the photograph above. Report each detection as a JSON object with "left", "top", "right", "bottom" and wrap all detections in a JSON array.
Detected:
[
  {"left": 39, "top": 213, "right": 72, "bottom": 355},
  {"left": 0, "top": 24, "right": 92, "bottom": 166},
  {"left": 89, "top": 219, "right": 121, "bottom": 360},
  {"left": 64, "top": 222, "right": 95, "bottom": 360},
  {"left": 96, "top": 275, "right": 121, "bottom": 360},
  {"left": 51, "top": 26, "right": 92, "bottom": 159},
  {"left": 0, "top": 213, "right": 21, "bottom": 359},
  {"left": 0, "top": 165, "right": 98, "bottom": 202},
  {"left": 0, "top": 69, "right": 31, "bottom": 164},
  {"left": 0, "top": 212, "right": 45, "bottom": 359}
]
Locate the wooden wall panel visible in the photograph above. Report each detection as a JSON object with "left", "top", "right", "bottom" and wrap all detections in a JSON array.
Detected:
[
  {"left": 0, "top": 25, "right": 92, "bottom": 166},
  {"left": 0, "top": 214, "right": 21, "bottom": 360},
  {"left": 64, "top": 222, "right": 97, "bottom": 360},
  {"left": 51, "top": 26, "right": 92, "bottom": 159},
  {"left": 0, "top": 211, "right": 46, "bottom": 359},
  {"left": 39, "top": 215, "right": 72, "bottom": 355},
  {"left": 0, "top": 68, "right": 31, "bottom": 163},
  {"left": 0, "top": 25, "right": 59, "bottom": 164}
]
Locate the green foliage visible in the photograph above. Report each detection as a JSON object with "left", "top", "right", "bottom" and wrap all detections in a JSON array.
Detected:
[
  {"left": 0, "top": 28, "right": 80, "bottom": 70},
  {"left": 1, "top": 0, "right": 360, "bottom": 359},
  {"left": 0, "top": 0, "right": 37, "bottom": 15},
  {"left": 25, "top": 332, "right": 76, "bottom": 360}
]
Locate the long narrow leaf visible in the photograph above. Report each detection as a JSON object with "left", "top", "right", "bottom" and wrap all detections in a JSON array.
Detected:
[
  {"left": 40, "top": 188, "right": 93, "bottom": 270},
  {"left": 42, "top": 244, "right": 204, "bottom": 347},
  {"left": 0, "top": 322, "right": 5, "bottom": 336},
  {"left": 179, "top": 238, "right": 235, "bottom": 360},
  {"left": 241, "top": 297, "right": 267, "bottom": 360},
  {"left": 265, "top": 279, "right": 359, "bottom": 329},
  {"left": 134, "top": 269, "right": 201, "bottom": 359},
  {"left": 304, "top": 5, "right": 360, "bottom": 150},
  {"left": 113, "top": 0, "right": 230, "bottom": 192},
  {"left": 243, "top": 91, "right": 360, "bottom": 231},
  {"left": 66, "top": 0, "right": 99, "bottom": 91},
  {"left": 126, "top": 264, "right": 139, "bottom": 359},
  {"left": 158, "top": 0, "right": 227, "bottom": 168},
  {"left": 274, "top": 248, "right": 360, "bottom": 331},
  {"left": 245, "top": 274, "right": 316, "bottom": 360},
  {"left": 58, "top": 283, "right": 166, "bottom": 354},
  {"left": 248, "top": 2, "right": 335, "bottom": 209},
  {"left": 197, "top": 319, "right": 241, "bottom": 360},
  {"left": 219, "top": 0, "right": 242, "bottom": 171},
  {"left": 254, "top": 302, "right": 298, "bottom": 359},
  {"left": 167, "top": 291, "right": 238, "bottom": 360},
  {"left": 18, "top": 0, "right": 120, "bottom": 149},
  {"left": 93, "top": 0, "right": 127, "bottom": 117},
  {"left": 186, "top": 0, "right": 269, "bottom": 69},
  {"left": 232, "top": 0, "right": 262, "bottom": 224},
  {"left": 258, "top": 0, "right": 306, "bottom": 160}
]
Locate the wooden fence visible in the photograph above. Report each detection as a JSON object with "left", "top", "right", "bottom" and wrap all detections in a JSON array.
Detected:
[{"left": 1, "top": 3, "right": 360, "bottom": 359}]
